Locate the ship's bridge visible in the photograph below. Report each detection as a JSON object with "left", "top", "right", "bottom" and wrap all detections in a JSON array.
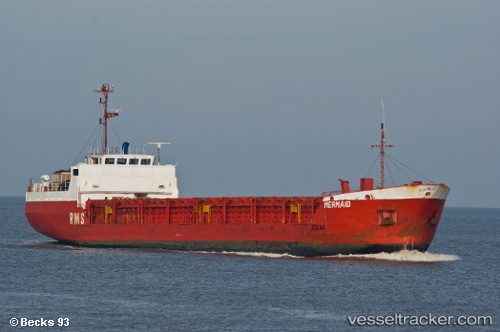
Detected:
[
  {"left": 26, "top": 84, "right": 180, "bottom": 205},
  {"left": 87, "top": 154, "right": 155, "bottom": 166},
  {"left": 27, "top": 148, "right": 179, "bottom": 205}
]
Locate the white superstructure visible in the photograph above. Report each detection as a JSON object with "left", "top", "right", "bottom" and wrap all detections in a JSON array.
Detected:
[
  {"left": 26, "top": 83, "right": 179, "bottom": 207},
  {"left": 26, "top": 151, "right": 179, "bottom": 206}
]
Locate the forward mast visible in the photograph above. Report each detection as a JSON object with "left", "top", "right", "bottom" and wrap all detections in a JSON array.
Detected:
[{"left": 371, "top": 99, "right": 394, "bottom": 188}]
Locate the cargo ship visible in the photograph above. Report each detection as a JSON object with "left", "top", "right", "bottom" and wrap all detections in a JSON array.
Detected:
[{"left": 25, "top": 84, "right": 450, "bottom": 256}]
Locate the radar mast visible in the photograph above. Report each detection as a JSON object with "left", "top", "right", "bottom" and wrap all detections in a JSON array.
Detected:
[
  {"left": 94, "top": 83, "right": 119, "bottom": 154},
  {"left": 371, "top": 98, "right": 394, "bottom": 188}
]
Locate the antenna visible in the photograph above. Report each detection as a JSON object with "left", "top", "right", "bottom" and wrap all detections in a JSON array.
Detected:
[
  {"left": 148, "top": 142, "right": 171, "bottom": 165},
  {"left": 93, "top": 83, "right": 118, "bottom": 154},
  {"left": 371, "top": 98, "right": 394, "bottom": 188},
  {"left": 381, "top": 96, "right": 385, "bottom": 125}
]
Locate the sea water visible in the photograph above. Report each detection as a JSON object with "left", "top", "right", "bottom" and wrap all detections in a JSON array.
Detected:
[{"left": 0, "top": 197, "right": 498, "bottom": 331}]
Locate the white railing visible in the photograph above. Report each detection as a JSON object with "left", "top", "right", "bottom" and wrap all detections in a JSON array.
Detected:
[
  {"left": 88, "top": 145, "right": 149, "bottom": 156},
  {"left": 28, "top": 182, "right": 70, "bottom": 193}
]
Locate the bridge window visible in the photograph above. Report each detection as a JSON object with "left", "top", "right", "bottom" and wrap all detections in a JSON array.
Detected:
[
  {"left": 141, "top": 159, "right": 151, "bottom": 165},
  {"left": 129, "top": 158, "right": 139, "bottom": 165},
  {"left": 117, "top": 158, "right": 127, "bottom": 165},
  {"left": 105, "top": 158, "right": 115, "bottom": 165}
]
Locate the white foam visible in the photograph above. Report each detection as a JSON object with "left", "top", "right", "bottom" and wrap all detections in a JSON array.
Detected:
[
  {"left": 188, "top": 249, "right": 460, "bottom": 262},
  {"left": 188, "top": 250, "right": 302, "bottom": 259},
  {"left": 220, "top": 251, "right": 303, "bottom": 259},
  {"left": 333, "top": 250, "right": 460, "bottom": 262}
]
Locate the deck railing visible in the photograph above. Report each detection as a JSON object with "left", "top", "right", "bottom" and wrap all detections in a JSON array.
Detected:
[
  {"left": 88, "top": 145, "right": 149, "bottom": 156},
  {"left": 28, "top": 182, "right": 70, "bottom": 193}
]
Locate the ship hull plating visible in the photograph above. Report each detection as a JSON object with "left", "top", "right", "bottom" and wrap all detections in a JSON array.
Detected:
[{"left": 25, "top": 188, "right": 447, "bottom": 257}]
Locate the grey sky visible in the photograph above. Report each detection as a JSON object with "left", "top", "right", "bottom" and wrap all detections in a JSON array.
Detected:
[{"left": 1, "top": 0, "right": 498, "bottom": 208}]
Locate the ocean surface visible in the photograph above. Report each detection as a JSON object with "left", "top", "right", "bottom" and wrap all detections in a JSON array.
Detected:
[{"left": 1, "top": 196, "right": 498, "bottom": 331}]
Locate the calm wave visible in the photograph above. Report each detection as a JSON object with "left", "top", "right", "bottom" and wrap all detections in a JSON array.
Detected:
[{"left": 1, "top": 198, "right": 498, "bottom": 331}]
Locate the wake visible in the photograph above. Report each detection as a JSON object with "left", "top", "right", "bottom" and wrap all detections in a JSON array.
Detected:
[
  {"left": 333, "top": 250, "right": 460, "bottom": 262},
  {"left": 213, "top": 249, "right": 460, "bottom": 262}
]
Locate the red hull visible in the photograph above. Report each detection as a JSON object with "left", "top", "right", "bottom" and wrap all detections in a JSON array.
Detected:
[
  {"left": 24, "top": 84, "right": 449, "bottom": 257},
  {"left": 25, "top": 194, "right": 446, "bottom": 256}
]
